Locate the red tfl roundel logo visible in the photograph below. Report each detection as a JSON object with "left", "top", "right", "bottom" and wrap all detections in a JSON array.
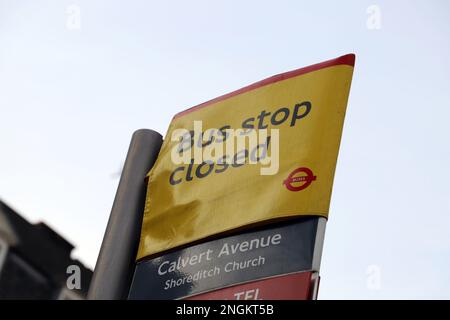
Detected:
[{"left": 283, "top": 167, "right": 317, "bottom": 191}]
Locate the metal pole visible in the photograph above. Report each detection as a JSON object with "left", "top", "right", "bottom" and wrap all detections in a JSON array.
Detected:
[{"left": 88, "top": 129, "right": 163, "bottom": 300}]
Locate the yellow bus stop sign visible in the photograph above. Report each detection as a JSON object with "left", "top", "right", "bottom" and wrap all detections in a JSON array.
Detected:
[{"left": 137, "top": 54, "right": 355, "bottom": 260}]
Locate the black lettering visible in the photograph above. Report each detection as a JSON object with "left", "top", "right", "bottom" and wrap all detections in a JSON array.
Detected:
[
  {"left": 178, "top": 130, "right": 194, "bottom": 154},
  {"left": 271, "top": 107, "right": 290, "bottom": 125},
  {"left": 291, "top": 101, "right": 311, "bottom": 127},
  {"left": 215, "top": 156, "right": 229, "bottom": 173},
  {"left": 196, "top": 161, "right": 214, "bottom": 179},
  {"left": 242, "top": 117, "right": 255, "bottom": 130},
  {"left": 249, "top": 136, "right": 271, "bottom": 162},
  {"left": 169, "top": 167, "right": 184, "bottom": 185},
  {"left": 241, "top": 117, "right": 255, "bottom": 135},
  {"left": 216, "top": 125, "right": 231, "bottom": 143},
  {"left": 257, "top": 110, "right": 271, "bottom": 129},
  {"left": 201, "top": 129, "right": 215, "bottom": 147},
  {"left": 232, "top": 149, "right": 249, "bottom": 168},
  {"left": 185, "top": 159, "right": 195, "bottom": 181}
]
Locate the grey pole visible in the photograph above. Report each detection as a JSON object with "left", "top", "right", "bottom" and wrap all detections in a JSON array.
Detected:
[{"left": 88, "top": 129, "right": 163, "bottom": 300}]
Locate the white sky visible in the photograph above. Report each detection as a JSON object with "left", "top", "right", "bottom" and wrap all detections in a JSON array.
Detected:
[{"left": 1, "top": 0, "right": 449, "bottom": 299}]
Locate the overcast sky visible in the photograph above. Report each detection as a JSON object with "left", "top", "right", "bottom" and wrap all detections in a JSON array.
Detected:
[{"left": 1, "top": 0, "right": 449, "bottom": 299}]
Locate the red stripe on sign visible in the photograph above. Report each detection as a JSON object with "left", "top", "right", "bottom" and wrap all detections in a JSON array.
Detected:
[
  {"left": 174, "top": 54, "right": 355, "bottom": 119},
  {"left": 185, "top": 271, "right": 314, "bottom": 300}
]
